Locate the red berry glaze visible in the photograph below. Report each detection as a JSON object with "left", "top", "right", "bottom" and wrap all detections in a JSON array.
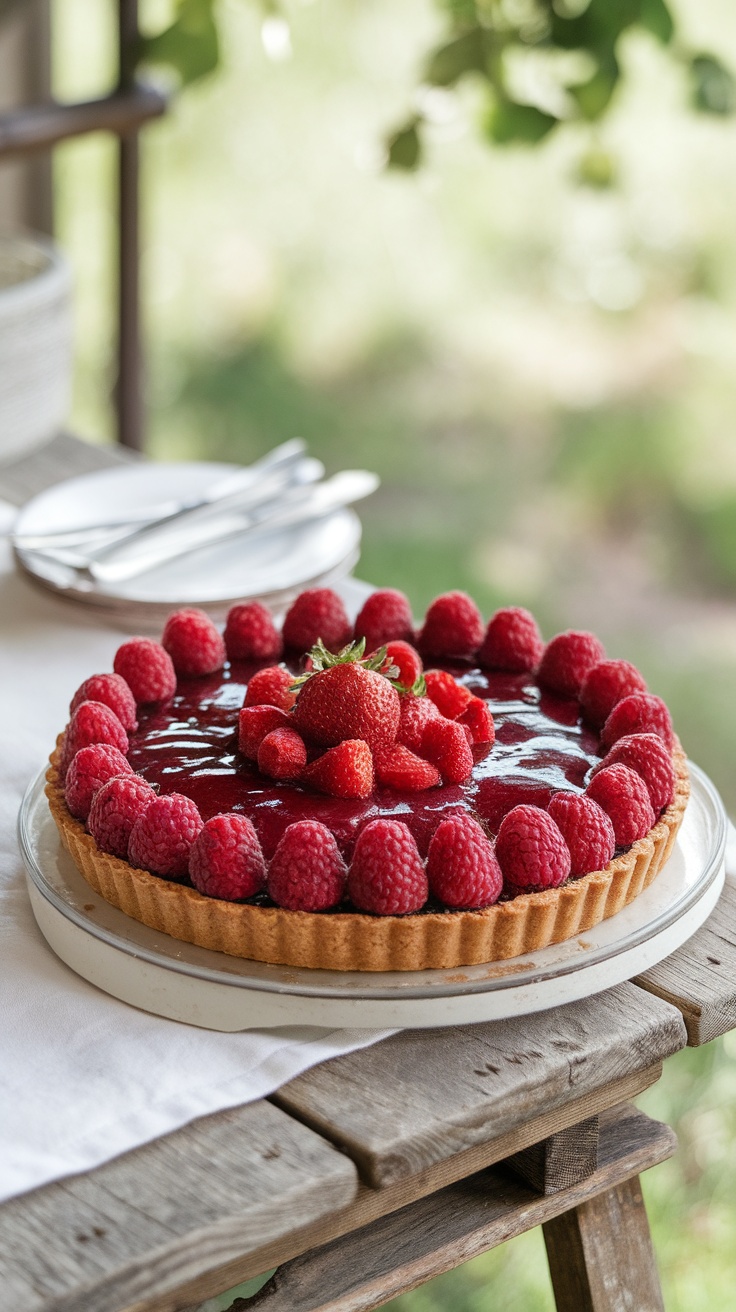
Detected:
[
  {"left": 586, "top": 764, "right": 656, "bottom": 847},
  {"left": 537, "top": 631, "right": 606, "bottom": 699},
  {"left": 70, "top": 673, "right": 138, "bottom": 733},
  {"left": 419, "top": 591, "right": 484, "bottom": 661},
  {"left": 374, "top": 744, "right": 441, "bottom": 791},
  {"left": 224, "top": 602, "right": 282, "bottom": 663},
  {"left": 244, "top": 665, "right": 296, "bottom": 711},
  {"left": 426, "top": 815, "right": 502, "bottom": 908},
  {"left": 347, "top": 819, "right": 428, "bottom": 915},
  {"left": 114, "top": 638, "right": 176, "bottom": 705},
  {"left": 354, "top": 588, "right": 414, "bottom": 650},
  {"left": 477, "top": 607, "right": 544, "bottom": 673},
  {"left": 579, "top": 659, "right": 647, "bottom": 728},
  {"left": 238, "top": 705, "right": 292, "bottom": 759},
  {"left": 547, "top": 792, "right": 615, "bottom": 878},
  {"left": 88, "top": 774, "right": 157, "bottom": 857},
  {"left": 495, "top": 805, "right": 572, "bottom": 893},
  {"left": 128, "top": 793, "right": 203, "bottom": 878},
  {"left": 162, "top": 608, "right": 225, "bottom": 677},
  {"left": 60, "top": 701, "right": 129, "bottom": 777},
  {"left": 421, "top": 718, "right": 474, "bottom": 785},
  {"left": 457, "top": 696, "right": 495, "bottom": 746},
  {"left": 593, "top": 733, "right": 675, "bottom": 813},
  {"left": 601, "top": 693, "right": 675, "bottom": 752},
  {"left": 396, "top": 693, "right": 442, "bottom": 753},
  {"left": 257, "top": 727, "right": 308, "bottom": 780},
  {"left": 267, "top": 820, "right": 347, "bottom": 911},
  {"left": 424, "top": 669, "right": 473, "bottom": 720},
  {"left": 282, "top": 588, "right": 351, "bottom": 653},
  {"left": 189, "top": 813, "right": 267, "bottom": 900},
  {"left": 301, "top": 740, "right": 374, "bottom": 800},
  {"left": 64, "top": 744, "right": 133, "bottom": 821}
]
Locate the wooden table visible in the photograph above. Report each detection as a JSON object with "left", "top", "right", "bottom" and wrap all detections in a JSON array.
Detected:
[{"left": 2, "top": 436, "right": 735, "bottom": 1312}]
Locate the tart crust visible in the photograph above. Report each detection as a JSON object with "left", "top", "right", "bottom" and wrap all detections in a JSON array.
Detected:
[{"left": 45, "top": 741, "right": 690, "bottom": 972}]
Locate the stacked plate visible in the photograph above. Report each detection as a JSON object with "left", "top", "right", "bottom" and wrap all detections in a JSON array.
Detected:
[{"left": 12, "top": 447, "right": 372, "bottom": 630}]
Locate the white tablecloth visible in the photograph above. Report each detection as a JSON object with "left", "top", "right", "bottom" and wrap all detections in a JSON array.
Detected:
[{"left": 0, "top": 506, "right": 391, "bottom": 1205}]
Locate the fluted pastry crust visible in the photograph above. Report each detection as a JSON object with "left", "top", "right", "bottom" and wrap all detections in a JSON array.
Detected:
[{"left": 45, "top": 741, "right": 690, "bottom": 971}]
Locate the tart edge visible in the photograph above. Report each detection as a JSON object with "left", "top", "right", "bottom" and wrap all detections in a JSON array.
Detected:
[{"left": 44, "top": 739, "right": 690, "bottom": 972}]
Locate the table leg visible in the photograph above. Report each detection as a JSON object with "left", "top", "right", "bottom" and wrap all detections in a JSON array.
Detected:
[{"left": 543, "top": 1174, "right": 665, "bottom": 1312}]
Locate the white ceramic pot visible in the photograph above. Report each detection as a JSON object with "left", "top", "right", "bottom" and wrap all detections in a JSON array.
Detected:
[{"left": 0, "top": 233, "right": 72, "bottom": 463}]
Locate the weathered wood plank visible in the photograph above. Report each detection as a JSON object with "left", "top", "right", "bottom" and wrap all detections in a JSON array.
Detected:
[
  {"left": 507, "top": 1116, "right": 599, "bottom": 1195},
  {"left": 273, "top": 985, "right": 686, "bottom": 1188},
  {"left": 0, "top": 1100, "right": 358, "bottom": 1312},
  {"left": 635, "top": 877, "right": 736, "bottom": 1045},
  {"left": 544, "top": 1174, "right": 665, "bottom": 1311},
  {"left": 0, "top": 432, "right": 132, "bottom": 506},
  {"left": 240, "top": 1105, "right": 674, "bottom": 1312},
  {"left": 172, "top": 1064, "right": 664, "bottom": 1312}
]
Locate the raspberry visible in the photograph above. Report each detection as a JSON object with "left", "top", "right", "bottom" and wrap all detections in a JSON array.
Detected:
[
  {"left": 376, "top": 640, "right": 423, "bottom": 691},
  {"left": 424, "top": 669, "right": 473, "bottom": 720},
  {"left": 374, "top": 744, "right": 441, "bottom": 791},
  {"left": 189, "top": 814, "right": 266, "bottom": 900},
  {"left": 586, "top": 764, "right": 656, "bottom": 847},
  {"left": 70, "top": 673, "right": 138, "bottom": 733},
  {"left": 396, "top": 693, "right": 442, "bottom": 753},
  {"left": 495, "top": 805, "right": 572, "bottom": 893},
  {"left": 162, "top": 608, "right": 225, "bottom": 677},
  {"left": 282, "top": 588, "right": 351, "bottom": 653},
  {"left": 421, "top": 718, "right": 474, "bottom": 785},
  {"left": 60, "top": 701, "right": 129, "bottom": 777},
  {"left": 114, "top": 638, "right": 176, "bottom": 705},
  {"left": 354, "top": 588, "right": 414, "bottom": 650},
  {"left": 347, "top": 819, "right": 428, "bottom": 915},
  {"left": 267, "top": 820, "right": 347, "bottom": 911},
  {"left": 301, "top": 740, "right": 374, "bottom": 800},
  {"left": 427, "top": 815, "right": 502, "bottom": 909},
  {"left": 418, "top": 591, "right": 485, "bottom": 661},
  {"left": 88, "top": 774, "right": 157, "bottom": 857},
  {"left": 238, "top": 705, "right": 292, "bottom": 759},
  {"left": 537, "top": 630, "right": 606, "bottom": 699},
  {"left": 601, "top": 692, "right": 675, "bottom": 752},
  {"left": 579, "top": 659, "right": 647, "bottom": 728},
  {"left": 128, "top": 793, "right": 203, "bottom": 878},
  {"left": 64, "top": 745, "right": 133, "bottom": 821},
  {"left": 244, "top": 665, "right": 296, "bottom": 711},
  {"left": 457, "top": 697, "right": 495, "bottom": 746},
  {"left": 257, "top": 727, "right": 308, "bottom": 780},
  {"left": 547, "top": 792, "right": 615, "bottom": 878},
  {"left": 592, "top": 733, "right": 675, "bottom": 813},
  {"left": 224, "top": 602, "right": 282, "bottom": 663},
  {"left": 477, "top": 607, "right": 544, "bottom": 673}
]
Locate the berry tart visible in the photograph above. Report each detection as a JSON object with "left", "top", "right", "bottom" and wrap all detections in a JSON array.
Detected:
[{"left": 46, "top": 589, "right": 690, "bottom": 971}]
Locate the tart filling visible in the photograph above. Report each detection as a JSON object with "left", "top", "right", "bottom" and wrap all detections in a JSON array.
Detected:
[{"left": 46, "top": 590, "right": 690, "bottom": 970}]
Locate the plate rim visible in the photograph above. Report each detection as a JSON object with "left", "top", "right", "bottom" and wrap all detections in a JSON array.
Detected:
[{"left": 19, "top": 760, "right": 727, "bottom": 1002}]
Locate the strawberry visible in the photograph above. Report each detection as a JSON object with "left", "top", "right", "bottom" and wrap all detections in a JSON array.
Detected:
[
  {"left": 374, "top": 744, "right": 441, "bottom": 791},
  {"left": 257, "top": 727, "right": 308, "bottom": 780},
  {"left": 292, "top": 640, "right": 400, "bottom": 754},
  {"left": 372, "top": 640, "right": 423, "bottom": 691},
  {"left": 238, "top": 705, "right": 291, "bottom": 759},
  {"left": 396, "top": 692, "right": 443, "bottom": 752},
  {"left": 301, "top": 739, "right": 374, "bottom": 800},
  {"left": 457, "top": 696, "right": 495, "bottom": 746},
  {"left": 424, "top": 669, "right": 473, "bottom": 720},
  {"left": 244, "top": 664, "right": 296, "bottom": 711},
  {"left": 421, "top": 718, "right": 474, "bottom": 785}
]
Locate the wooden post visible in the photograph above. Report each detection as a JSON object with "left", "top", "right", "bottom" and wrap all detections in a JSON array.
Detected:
[
  {"left": 117, "top": 0, "right": 143, "bottom": 451},
  {"left": 0, "top": 0, "right": 52, "bottom": 234}
]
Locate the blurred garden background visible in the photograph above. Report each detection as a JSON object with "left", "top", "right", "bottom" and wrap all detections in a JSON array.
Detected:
[{"left": 50, "top": 0, "right": 736, "bottom": 1306}]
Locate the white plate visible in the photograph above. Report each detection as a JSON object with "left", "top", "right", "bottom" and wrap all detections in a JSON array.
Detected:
[
  {"left": 19, "top": 764, "right": 727, "bottom": 1030},
  {"left": 12, "top": 462, "right": 362, "bottom": 622}
]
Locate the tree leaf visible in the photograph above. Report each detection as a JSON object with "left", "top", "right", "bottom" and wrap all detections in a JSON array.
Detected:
[
  {"left": 570, "top": 53, "right": 620, "bottom": 120},
  {"left": 577, "top": 145, "right": 617, "bottom": 188},
  {"left": 425, "top": 26, "right": 488, "bottom": 87},
  {"left": 486, "top": 98, "right": 558, "bottom": 144},
  {"left": 139, "top": 0, "right": 220, "bottom": 86},
  {"left": 386, "top": 119, "right": 422, "bottom": 169},
  {"left": 691, "top": 54, "right": 735, "bottom": 116},
  {"left": 638, "top": 0, "right": 675, "bottom": 45}
]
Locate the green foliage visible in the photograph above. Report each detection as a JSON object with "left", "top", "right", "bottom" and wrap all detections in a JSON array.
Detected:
[
  {"left": 139, "top": 0, "right": 219, "bottom": 87},
  {"left": 485, "top": 98, "right": 557, "bottom": 145},
  {"left": 691, "top": 54, "right": 736, "bottom": 115},
  {"left": 387, "top": 119, "right": 422, "bottom": 171}
]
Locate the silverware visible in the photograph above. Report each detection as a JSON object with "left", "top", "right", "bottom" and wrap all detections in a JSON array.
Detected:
[
  {"left": 13, "top": 438, "right": 310, "bottom": 551},
  {"left": 26, "top": 470, "right": 380, "bottom": 585}
]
